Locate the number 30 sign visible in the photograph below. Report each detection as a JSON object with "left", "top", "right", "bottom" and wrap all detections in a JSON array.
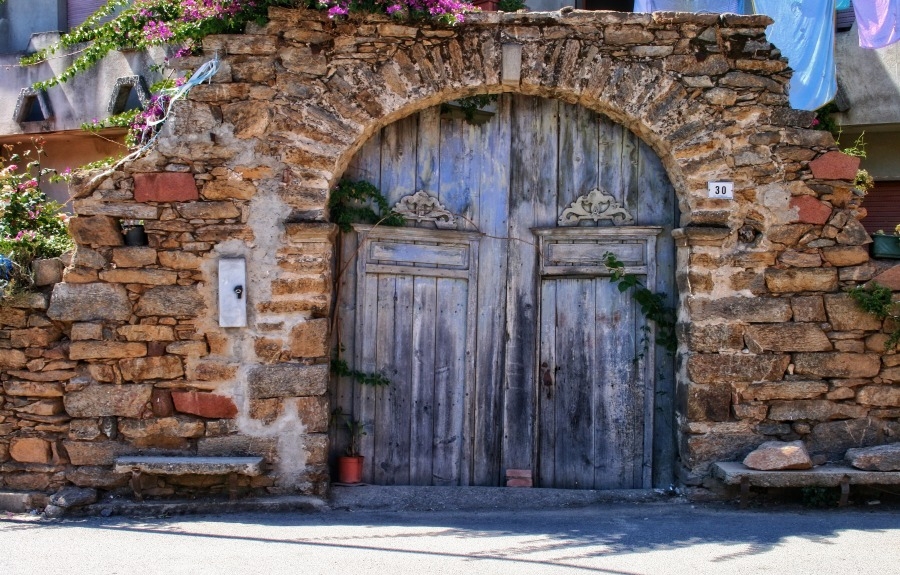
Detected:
[{"left": 707, "top": 181, "right": 734, "bottom": 199}]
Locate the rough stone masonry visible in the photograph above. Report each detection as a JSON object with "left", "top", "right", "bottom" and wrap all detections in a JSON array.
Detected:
[{"left": 2, "top": 8, "right": 899, "bottom": 501}]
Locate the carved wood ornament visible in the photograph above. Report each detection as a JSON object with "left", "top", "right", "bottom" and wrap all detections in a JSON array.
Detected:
[
  {"left": 558, "top": 188, "right": 635, "bottom": 226},
  {"left": 392, "top": 191, "right": 457, "bottom": 229}
]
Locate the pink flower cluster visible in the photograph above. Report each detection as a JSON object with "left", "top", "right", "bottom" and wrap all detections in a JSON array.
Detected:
[{"left": 317, "top": 0, "right": 474, "bottom": 21}]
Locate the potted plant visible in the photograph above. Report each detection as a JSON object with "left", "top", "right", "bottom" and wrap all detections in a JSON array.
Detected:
[
  {"left": 871, "top": 225, "right": 900, "bottom": 259},
  {"left": 121, "top": 219, "right": 147, "bottom": 246},
  {"left": 331, "top": 407, "right": 366, "bottom": 484}
]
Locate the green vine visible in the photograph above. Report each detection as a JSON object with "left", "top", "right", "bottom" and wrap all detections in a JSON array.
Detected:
[
  {"left": 331, "top": 357, "right": 391, "bottom": 387},
  {"left": 440, "top": 94, "right": 498, "bottom": 124},
  {"left": 849, "top": 282, "right": 900, "bottom": 350},
  {"left": 603, "top": 252, "right": 677, "bottom": 355},
  {"left": 327, "top": 180, "right": 405, "bottom": 233}
]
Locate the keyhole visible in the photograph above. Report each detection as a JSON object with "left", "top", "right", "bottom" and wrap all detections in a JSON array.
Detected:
[{"left": 233, "top": 285, "right": 243, "bottom": 299}]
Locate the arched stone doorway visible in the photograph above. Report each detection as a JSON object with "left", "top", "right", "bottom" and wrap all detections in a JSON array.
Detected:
[{"left": 333, "top": 95, "right": 677, "bottom": 488}]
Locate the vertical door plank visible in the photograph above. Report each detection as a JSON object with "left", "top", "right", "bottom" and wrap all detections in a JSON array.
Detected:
[
  {"left": 619, "top": 124, "right": 640, "bottom": 215},
  {"left": 385, "top": 275, "right": 414, "bottom": 485},
  {"left": 554, "top": 278, "right": 596, "bottom": 489},
  {"left": 354, "top": 263, "right": 380, "bottom": 481},
  {"left": 557, "top": 103, "right": 599, "bottom": 216},
  {"left": 437, "top": 116, "right": 478, "bottom": 221},
  {"left": 380, "top": 115, "right": 419, "bottom": 206},
  {"left": 472, "top": 95, "right": 512, "bottom": 485},
  {"left": 346, "top": 130, "right": 382, "bottom": 185},
  {"left": 370, "top": 275, "right": 397, "bottom": 484},
  {"left": 432, "top": 277, "right": 468, "bottom": 485},
  {"left": 592, "top": 278, "right": 639, "bottom": 489},
  {"left": 537, "top": 279, "right": 557, "bottom": 487},
  {"left": 410, "top": 276, "right": 437, "bottom": 485},
  {"left": 332, "top": 230, "right": 358, "bottom": 464},
  {"left": 416, "top": 107, "right": 442, "bottom": 194},
  {"left": 504, "top": 95, "right": 559, "bottom": 474},
  {"left": 597, "top": 116, "right": 625, "bottom": 205},
  {"left": 636, "top": 142, "right": 677, "bottom": 487}
]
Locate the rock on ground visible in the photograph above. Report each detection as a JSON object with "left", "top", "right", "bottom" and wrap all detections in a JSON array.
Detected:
[{"left": 743, "top": 440, "right": 813, "bottom": 470}]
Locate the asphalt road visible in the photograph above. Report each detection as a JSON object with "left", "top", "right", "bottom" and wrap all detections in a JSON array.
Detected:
[{"left": 2, "top": 501, "right": 899, "bottom": 575}]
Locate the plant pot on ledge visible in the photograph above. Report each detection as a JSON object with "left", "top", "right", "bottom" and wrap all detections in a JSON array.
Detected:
[
  {"left": 872, "top": 234, "right": 900, "bottom": 259},
  {"left": 337, "top": 455, "right": 364, "bottom": 484}
]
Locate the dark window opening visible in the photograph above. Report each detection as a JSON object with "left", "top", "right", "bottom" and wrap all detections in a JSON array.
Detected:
[
  {"left": 861, "top": 181, "right": 900, "bottom": 235},
  {"left": 583, "top": 0, "right": 634, "bottom": 11},
  {"left": 111, "top": 84, "right": 144, "bottom": 114},
  {"left": 836, "top": 2, "right": 855, "bottom": 32},
  {"left": 21, "top": 96, "right": 46, "bottom": 122}
]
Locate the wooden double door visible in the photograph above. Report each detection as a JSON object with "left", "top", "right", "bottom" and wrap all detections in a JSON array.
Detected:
[{"left": 333, "top": 95, "right": 676, "bottom": 489}]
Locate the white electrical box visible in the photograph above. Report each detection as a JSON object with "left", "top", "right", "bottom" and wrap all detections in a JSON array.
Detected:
[{"left": 218, "top": 258, "right": 247, "bottom": 327}]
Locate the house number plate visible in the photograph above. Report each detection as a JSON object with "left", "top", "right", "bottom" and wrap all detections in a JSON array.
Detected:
[{"left": 707, "top": 181, "right": 734, "bottom": 199}]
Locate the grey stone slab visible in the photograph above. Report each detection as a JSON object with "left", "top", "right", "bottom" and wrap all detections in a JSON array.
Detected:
[
  {"left": 712, "top": 461, "right": 900, "bottom": 488},
  {"left": 113, "top": 456, "right": 264, "bottom": 476}
]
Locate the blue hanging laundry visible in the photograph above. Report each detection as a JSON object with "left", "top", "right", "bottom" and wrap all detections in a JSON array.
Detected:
[
  {"left": 752, "top": 0, "right": 838, "bottom": 111},
  {"left": 633, "top": 0, "right": 750, "bottom": 13},
  {"left": 0, "top": 254, "right": 13, "bottom": 281}
]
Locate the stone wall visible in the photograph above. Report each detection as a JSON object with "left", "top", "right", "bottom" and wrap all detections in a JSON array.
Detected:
[{"left": 2, "top": 8, "right": 900, "bottom": 501}]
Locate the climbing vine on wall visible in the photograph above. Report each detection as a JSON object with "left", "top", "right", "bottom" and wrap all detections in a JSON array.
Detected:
[
  {"left": 849, "top": 282, "right": 900, "bottom": 350},
  {"left": 602, "top": 252, "right": 677, "bottom": 355}
]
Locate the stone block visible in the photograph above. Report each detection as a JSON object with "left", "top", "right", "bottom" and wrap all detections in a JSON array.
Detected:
[
  {"left": 63, "top": 384, "right": 153, "bottom": 417},
  {"left": 845, "top": 444, "right": 900, "bottom": 471},
  {"left": 789, "top": 195, "right": 832, "bottom": 225},
  {"left": 65, "top": 466, "right": 130, "bottom": 489},
  {"left": 68, "top": 215, "right": 124, "bottom": 246},
  {"left": 247, "top": 363, "right": 329, "bottom": 398},
  {"left": 118, "top": 416, "right": 205, "bottom": 439},
  {"left": 119, "top": 356, "right": 184, "bottom": 381},
  {"left": 744, "top": 323, "right": 831, "bottom": 353},
  {"left": 777, "top": 250, "right": 822, "bottom": 268},
  {"left": 807, "top": 418, "right": 885, "bottom": 459},
  {"left": 166, "top": 341, "right": 209, "bottom": 357},
  {"left": 681, "top": 323, "right": 745, "bottom": 352},
  {"left": 743, "top": 440, "right": 812, "bottom": 470},
  {"left": 135, "top": 286, "right": 205, "bottom": 317},
  {"left": 289, "top": 319, "right": 330, "bottom": 358},
  {"left": 62, "top": 441, "right": 131, "bottom": 466},
  {"left": 681, "top": 433, "right": 766, "bottom": 470},
  {"left": 741, "top": 380, "right": 828, "bottom": 401},
  {"left": 47, "top": 283, "right": 132, "bottom": 322},
  {"left": 70, "top": 323, "right": 103, "bottom": 340},
  {"left": 133, "top": 172, "right": 198, "bottom": 202},
  {"left": 688, "top": 296, "right": 792, "bottom": 323},
  {"left": 49, "top": 486, "right": 98, "bottom": 509},
  {"left": 687, "top": 353, "right": 789, "bottom": 384},
  {"left": 188, "top": 361, "right": 238, "bottom": 381},
  {"left": 68, "top": 419, "right": 102, "bottom": 441},
  {"left": 793, "top": 352, "right": 881, "bottom": 378},
  {"left": 99, "top": 268, "right": 179, "bottom": 285},
  {"left": 10, "top": 326, "right": 62, "bottom": 347},
  {"left": 789, "top": 296, "right": 824, "bottom": 323},
  {"left": 808, "top": 150, "right": 860, "bottom": 181},
  {"left": 871, "top": 265, "right": 900, "bottom": 291},
  {"left": 9, "top": 437, "right": 52, "bottom": 464},
  {"left": 158, "top": 251, "right": 203, "bottom": 270},
  {"left": 764, "top": 268, "right": 838, "bottom": 293},
  {"left": 821, "top": 246, "right": 869, "bottom": 267},
  {"left": 3, "top": 381, "right": 63, "bottom": 397},
  {"left": 118, "top": 324, "right": 176, "bottom": 342},
  {"left": 295, "top": 396, "right": 329, "bottom": 433},
  {"left": 172, "top": 391, "right": 238, "bottom": 419},
  {"left": 14, "top": 399, "right": 65, "bottom": 416},
  {"left": 176, "top": 201, "right": 242, "bottom": 220},
  {"left": 836, "top": 219, "right": 871, "bottom": 246},
  {"left": 197, "top": 436, "right": 278, "bottom": 459},
  {"left": 856, "top": 386, "right": 900, "bottom": 407},
  {"left": 768, "top": 400, "right": 867, "bottom": 421},
  {"left": 824, "top": 293, "right": 883, "bottom": 331},
  {"left": 202, "top": 178, "right": 256, "bottom": 200},
  {"left": 0, "top": 306, "right": 28, "bottom": 327},
  {"left": 31, "top": 258, "right": 64, "bottom": 286},
  {"left": 4, "top": 473, "right": 51, "bottom": 491},
  {"left": 685, "top": 382, "right": 732, "bottom": 422},
  {"left": 111, "top": 247, "right": 158, "bottom": 267},
  {"left": 69, "top": 341, "right": 147, "bottom": 360},
  {"left": 0, "top": 349, "right": 27, "bottom": 369}
]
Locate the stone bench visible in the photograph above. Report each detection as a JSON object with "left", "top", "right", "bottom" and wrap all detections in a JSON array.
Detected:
[
  {"left": 114, "top": 456, "right": 265, "bottom": 501},
  {"left": 713, "top": 461, "right": 900, "bottom": 508}
]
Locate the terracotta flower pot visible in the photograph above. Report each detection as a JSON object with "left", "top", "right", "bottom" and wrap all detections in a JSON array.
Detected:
[{"left": 337, "top": 455, "right": 364, "bottom": 484}]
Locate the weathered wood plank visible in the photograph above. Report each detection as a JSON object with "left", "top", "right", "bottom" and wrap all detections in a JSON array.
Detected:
[
  {"left": 437, "top": 114, "right": 479, "bottom": 221},
  {"left": 636, "top": 142, "right": 677, "bottom": 487},
  {"left": 386, "top": 275, "right": 414, "bottom": 485},
  {"left": 380, "top": 115, "right": 419, "bottom": 206},
  {"left": 537, "top": 279, "right": 557, "bottom": 488},
  {"left": 503, "top": 96, "right": 559, "bottom": 474},
  {"left": 432, "top": 277, "right": 468, "bottom": 485},
  {"left": 472, "top": 94, "right": 511, "bottom": 485},
  {"left": 369, "top": 242, "right": 469, "bottom": 268},
  {"left": 354, "top": 246, "right": 380, "bottom": 481},
  {"left": 410, "top": 276, "right": 437, "bottom": 484},
  {"left": 416, "top": 107, "right": 442, "bottom": 193},
  {"left": 558, "top": 103, "right": 599, "bottom": 217},
  {"left": 597, "top": 117, "right": 625, "bottom": 206},
  {"left": 371, "top": 275, "right": 397, "bottom": 484}
]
